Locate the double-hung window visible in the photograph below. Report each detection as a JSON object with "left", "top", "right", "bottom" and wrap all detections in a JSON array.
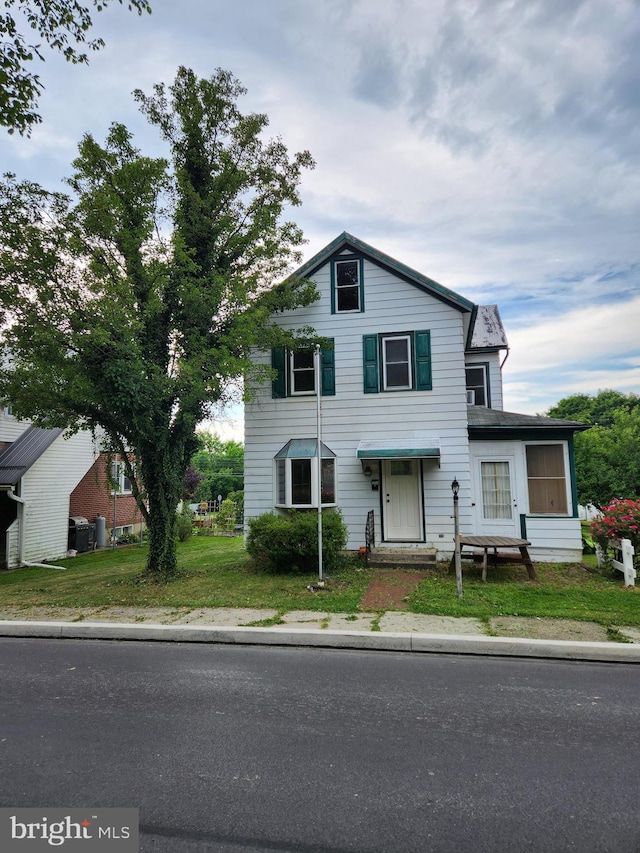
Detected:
[
  {"left": 363, "top": 331, "right": 432, "bottom": 393},
  {"left": 111, "top": 460, "right": 133, "bottom": 495},
  {"left": 331, "top": 257, "right": 364, "bottom": 313},
  {"left": 275, "top": 440, "right": 337, "bottom": 508},
  {"left": 465, "top": 364, "right": 489, "bottom": 407},
  {"left": 271, "top": 342, "right": 335, "bottom": 398},
  {"left": 382, "top": 335, "right": 412, "bottom": 390},
  {"left": 290, "top": 349, "right": 316, "bottom": 395}
]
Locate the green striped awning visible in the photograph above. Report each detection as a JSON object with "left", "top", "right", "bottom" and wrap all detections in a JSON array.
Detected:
[{"left": 356, "top": 440, "right": 440, "bottom": 460}]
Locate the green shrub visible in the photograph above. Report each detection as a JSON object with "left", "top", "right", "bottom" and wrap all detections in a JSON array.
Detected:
[
  {"left": 176, "top": 505, "right": 195, "bottom": 542},
  {"left": 591, "top": 499, "right": 640, "bottom": 568},
  {"left": 116, "top": 531, "right": 140, "bottom": 545},
  {"left": 214, "top": 498, "right": 238, "bottom": 535},
  {"left": 246, "top": 509, "right": 348, "bottom": 574}
]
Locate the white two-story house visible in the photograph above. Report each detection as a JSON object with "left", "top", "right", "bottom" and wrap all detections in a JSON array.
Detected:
[
  {"left": 244, "top": 233, "right": 588, "bottom": 562},
  {"left": 0, "top": 406, "right": 101, "bottom": 569}
]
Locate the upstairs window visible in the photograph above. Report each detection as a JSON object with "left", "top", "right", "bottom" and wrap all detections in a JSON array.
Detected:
[
  {"left": 465, "top": 364, "right": 489, "bottom": 406},
  {"left": 363, "top": 331, "right": 432, "bottom": 394},
  {"left": 271, "top": 342, "right": 335, "bottom": 398},
  {"left": 331, "top": 257, "right": 364, "bottom": 313},
  {"left": 290, "top": 349, "right": 316, "bottom": 395},
  {"left": 382, "top": 335, "right": 412, "bottom": 390},
  {"left": 110, "top": 460, "right": 133, "bottom": 495},
  {"left": 526, "top": 444, "right": 568, "bottom": 515}
]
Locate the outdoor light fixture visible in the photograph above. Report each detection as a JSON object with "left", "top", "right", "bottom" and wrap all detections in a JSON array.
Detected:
[
  {"left": 451, "top": 477, "right": 459, "bottom": 497},
  {"left": 363, "top": 465, "right": 372, "bottom": 477}
]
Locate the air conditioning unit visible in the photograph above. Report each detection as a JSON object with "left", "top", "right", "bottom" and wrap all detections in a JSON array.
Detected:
[{"left": 466, "top": 389, "right": 475, "bottom": 405}]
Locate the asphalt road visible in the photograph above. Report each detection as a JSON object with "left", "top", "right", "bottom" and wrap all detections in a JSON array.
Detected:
[{"left": 0, "top": 638, "right": 638, "bottom": 852}]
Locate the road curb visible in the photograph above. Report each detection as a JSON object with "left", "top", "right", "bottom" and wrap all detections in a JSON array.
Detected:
[{"left": 1, "top": 620, "right": 639, "bottom": 662}]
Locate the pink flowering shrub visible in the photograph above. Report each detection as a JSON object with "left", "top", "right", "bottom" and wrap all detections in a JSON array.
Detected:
[{"left": 591, "top": 499, "right": 640, "bottom": 568}]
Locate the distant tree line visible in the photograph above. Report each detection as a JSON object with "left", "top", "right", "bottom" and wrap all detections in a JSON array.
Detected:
[
  {"left": 183, "top": 431, "right": 244, "bottom": 507},
  {"left": 547, "top": 390, "right": 640, "bottom": 508}
]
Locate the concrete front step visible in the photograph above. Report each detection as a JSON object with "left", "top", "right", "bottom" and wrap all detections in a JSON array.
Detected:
[{"left": 368, "top": 548, "right": 437, "bottom": 569}]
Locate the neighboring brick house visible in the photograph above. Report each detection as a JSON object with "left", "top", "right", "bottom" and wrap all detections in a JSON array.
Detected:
[{"left": 69, "top": 453, "right": 144, "bottom": 540}]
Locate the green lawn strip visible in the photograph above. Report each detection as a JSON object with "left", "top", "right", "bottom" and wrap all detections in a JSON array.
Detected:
[
  {"left": 0, "top": 537, "right": 372, "bottom": 614},
  {"left": 407, "top": 562, "right": 640, "bottom": 626},
  {"left": 1, "top": 540, "right": 637, "bottom": 628}
]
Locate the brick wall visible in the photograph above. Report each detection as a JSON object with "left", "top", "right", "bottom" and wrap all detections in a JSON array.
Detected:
[{"left": 69, "top": 454, "right": 144, "bottom": 530}]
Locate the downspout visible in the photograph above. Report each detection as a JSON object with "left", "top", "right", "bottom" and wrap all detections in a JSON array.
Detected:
[
  {"left": 4, "top": 486, "right": 66, "bottom": 571},
  {"left": 500, "top": 347, "right": 510, "bottom": 370}
]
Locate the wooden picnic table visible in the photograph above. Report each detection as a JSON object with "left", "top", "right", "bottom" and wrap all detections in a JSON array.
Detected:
[{"left": 456, "top": 535, "right": 537, "bottom": 582}]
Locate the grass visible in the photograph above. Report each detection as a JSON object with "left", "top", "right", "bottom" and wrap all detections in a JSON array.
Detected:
[
  {"left": 0, "top": 537, "right": 371, "bottom": 614},
  {"left": 408, "top": 560, "right": 640, "bottom": 626},
  {"left": 0, "top": 536, "right": 638, "bottom": 628}
]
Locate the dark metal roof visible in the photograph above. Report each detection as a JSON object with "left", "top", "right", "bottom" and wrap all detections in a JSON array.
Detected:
[
  {"left": 0, "top": 425, "right": 63, "bottom": 485},
  {"left": 467, "top": 406, "right": 589, "bottom": 433},
  {"left": 288, "top": 232, "right": 475, "bottom": 313}
]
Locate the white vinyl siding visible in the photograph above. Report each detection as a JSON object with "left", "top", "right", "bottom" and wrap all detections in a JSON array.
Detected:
[
  {"left": 245, "top": 256, "right": 472, "bottom": 550},
  {"left": 19, "top": 430, "right": 101, "bottom": 565}
]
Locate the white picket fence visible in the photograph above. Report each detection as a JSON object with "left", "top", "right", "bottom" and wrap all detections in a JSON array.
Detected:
[{"left": 597, "top": 538, "right": 636, "bottom": 586}]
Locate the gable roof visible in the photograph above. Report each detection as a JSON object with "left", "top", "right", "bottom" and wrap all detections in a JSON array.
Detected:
[
  {"left": 291, "top": 232, "right": 475, "bottom": 312},
  {"left": 0, "top": 424, "right": 63, "bottom": 486},
  {"left": 467, "top": 406, "right": 589, "bottom": 438}
]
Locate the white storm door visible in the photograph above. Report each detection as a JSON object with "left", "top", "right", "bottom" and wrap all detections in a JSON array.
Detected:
[
  {"left": 383, "top": 459, "right": 423, "bottom": 541},
  {"left": 476, "top": 458, "right": 519, "bottom": 536}
]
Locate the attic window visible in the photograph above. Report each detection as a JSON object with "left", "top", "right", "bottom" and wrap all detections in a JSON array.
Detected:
[{"left": 332, "top": 257, "right": 364, "bottom": 313}]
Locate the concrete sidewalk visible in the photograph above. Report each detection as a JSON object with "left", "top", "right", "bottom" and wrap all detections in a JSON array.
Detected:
[{"left": 0, "top": 605, "right": 639, "bottom": 662}]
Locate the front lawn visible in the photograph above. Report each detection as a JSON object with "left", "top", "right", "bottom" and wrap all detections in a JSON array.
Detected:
[{"left": 0, "top": 537, "right": 638, "bottom": 627}]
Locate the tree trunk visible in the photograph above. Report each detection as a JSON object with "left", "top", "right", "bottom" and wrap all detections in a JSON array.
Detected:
[{"left": 140, "top": 444, "right": 184, "bottom": 578}]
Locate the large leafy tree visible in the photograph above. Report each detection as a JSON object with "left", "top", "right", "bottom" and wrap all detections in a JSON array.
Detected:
[
  {"left": 547, "top": 391, "right": 640, "bottom": 507},
  {"left": 0, "top": 66, "right": 317, "bottom": 577},
  {"left": 1, "top": 0, "right": 152, "bottom": 135}
]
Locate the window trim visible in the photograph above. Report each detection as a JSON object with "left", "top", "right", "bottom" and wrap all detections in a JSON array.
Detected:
[
  {"left": 363, "top": 330, "right": 432, "bottom": 394},
  {"left": 271, "top": 342, "right": 335, "bottom": 398},
  {"left": 331, "top": 256, "right": 365, "bottom": 314},
  {"left": 382, "top": 334, "right": 412, "bottom": 391},
  {"left": 274, "top": 440, "right": 337, "bottom": 509},
  {"left": 465, "top": 362, "right": 490, "bottom": 407},
  {"left": 111, "top": 460, "right": 133, "bottom": 495},
  {"left": 525, "top": 442, "right": 570, "bottom": 516},
  {"left": 289, "top": 349, "right": 316, "bottom": 396}
]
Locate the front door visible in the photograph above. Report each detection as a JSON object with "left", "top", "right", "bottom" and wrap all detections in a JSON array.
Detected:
[
  {"left": 475, "top": 457, "right": 519, "bottom": 536},
  {"left": 383, "top": 459, "right": 423, "bottom": 541}
]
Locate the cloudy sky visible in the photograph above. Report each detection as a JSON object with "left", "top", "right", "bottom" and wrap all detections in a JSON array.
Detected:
[{"left": 2, "top": 0, "right": 639, "bottom": 440}]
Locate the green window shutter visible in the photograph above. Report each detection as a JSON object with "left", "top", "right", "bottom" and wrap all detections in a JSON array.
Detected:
[
  {"left": 362, "top": 335, "right": 379, "bottom": 394},
  {"left": 414, "top": 330, "right": 432, "bottom": 391},
  {"left": 321, "top": 342, "right": 335, "bottom": 396},
  {"left": 271, "top": 347, "right": 287, "bottom": 398}
]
